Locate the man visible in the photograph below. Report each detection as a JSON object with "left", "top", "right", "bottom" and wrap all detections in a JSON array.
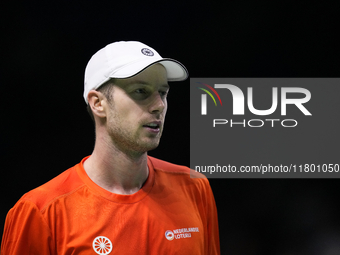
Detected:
[{"left": 1, "top": 41, "right": 220, "bottom": 254}]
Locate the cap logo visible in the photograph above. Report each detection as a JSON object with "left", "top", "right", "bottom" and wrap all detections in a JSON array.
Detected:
[{"left": 141, "top": 48, "right": 154, "bottom": 56}]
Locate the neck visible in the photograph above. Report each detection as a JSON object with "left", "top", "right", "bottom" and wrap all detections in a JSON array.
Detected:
[{"left": 83, "top": 135, "right": 149, "bottom": 195}]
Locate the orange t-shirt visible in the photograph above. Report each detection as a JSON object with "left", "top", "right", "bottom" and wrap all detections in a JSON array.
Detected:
[{"left": 1, "top": 156, "right": 220, "bottom": 255}]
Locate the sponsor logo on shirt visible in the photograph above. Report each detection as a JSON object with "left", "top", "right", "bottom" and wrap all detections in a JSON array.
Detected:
[
  {"left": 165, "top": 230, "right": 175, "bottom": 240},
  {"left": 164, "top": 227, "right": 200, "bottom": 240},
  {"left": 93, "top": 236, "right": 113, "bottom": 254}
]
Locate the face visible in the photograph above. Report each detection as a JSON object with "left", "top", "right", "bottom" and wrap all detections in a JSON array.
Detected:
[{"left": 104, "top": 64, "right": 169, "bottom": 155}]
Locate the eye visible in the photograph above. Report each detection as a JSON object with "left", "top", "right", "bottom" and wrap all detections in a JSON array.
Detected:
[
  {"left": 159, "top": 90, "right": 168, "bottom": 98},
  {"left": 130, "top": 88, "right": 150, "bottom": 100},
  {"left": 135, "top": 88, "right": 147, "bottom": 94}
]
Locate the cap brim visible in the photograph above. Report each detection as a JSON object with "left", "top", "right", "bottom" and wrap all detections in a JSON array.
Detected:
[{"left": 108, "top": 58, "right": 188, "bottom": 81}]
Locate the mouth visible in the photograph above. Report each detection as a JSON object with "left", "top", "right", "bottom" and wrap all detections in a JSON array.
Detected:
[{"left": 143, "top": 121, "right": 161, "bottom": 133}]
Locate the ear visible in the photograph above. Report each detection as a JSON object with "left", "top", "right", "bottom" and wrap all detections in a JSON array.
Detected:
[{"left": 87, "top": 90, "right": 107, "bottom": 119}]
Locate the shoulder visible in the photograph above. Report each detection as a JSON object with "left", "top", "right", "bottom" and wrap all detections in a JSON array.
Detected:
[
  {"left": 147, "top": 157, "right": 217, "bottom": 212},
  {"left": 148, "top": 156, "right": 206, "bottom": 178},
  {"left": 17, "top": 163, "right": 85, "bottom": 212},
  {"left": 147, "top": 156, "right": 211, "bottom": 189}
]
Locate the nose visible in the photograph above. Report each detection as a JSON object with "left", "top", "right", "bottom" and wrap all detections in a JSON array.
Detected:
[{"left": 149, "top": 93, "right": 166, "bottom": 114}]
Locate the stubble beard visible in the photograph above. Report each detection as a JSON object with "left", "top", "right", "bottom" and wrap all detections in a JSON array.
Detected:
[{"left": 106, "top": 104, "right": 163, "bottom": 158}]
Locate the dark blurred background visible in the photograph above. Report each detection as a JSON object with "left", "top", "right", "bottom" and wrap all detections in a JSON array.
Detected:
[{"left": 1, "top": 1, "right": 340, "bottom": 254}]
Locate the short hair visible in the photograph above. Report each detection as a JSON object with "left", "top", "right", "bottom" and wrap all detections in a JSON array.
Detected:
[{"left": 86, "top": 78, "right": 115, "bottom": 122}]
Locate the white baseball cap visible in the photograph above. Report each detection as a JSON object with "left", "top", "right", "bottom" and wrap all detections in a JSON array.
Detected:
[{"left": 84, "top": 41, "right": 188, "bottom": 103}]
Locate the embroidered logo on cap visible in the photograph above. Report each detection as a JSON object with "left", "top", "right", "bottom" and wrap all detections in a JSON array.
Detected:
[
  {"left": 141, "top": 48, "right": 154, "bottom": 56},
  {"left": 93, "top": 236, "right": 113, "bottom": 254}
]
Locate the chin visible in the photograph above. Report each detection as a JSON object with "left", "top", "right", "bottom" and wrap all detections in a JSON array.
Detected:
[
  {"left": 146, "top": 145, "right": 159, "bottom": 152},
  {"left": 140, "top": 140, "right": 160, "bottom": 152}
]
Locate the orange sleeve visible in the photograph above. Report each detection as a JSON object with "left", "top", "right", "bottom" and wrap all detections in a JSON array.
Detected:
[
  {"left": 201, "top": 178, "right": 221, "bottom": 255},
  {"left": 1, "top": 200, "right": 54, "bottom": 255}
]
